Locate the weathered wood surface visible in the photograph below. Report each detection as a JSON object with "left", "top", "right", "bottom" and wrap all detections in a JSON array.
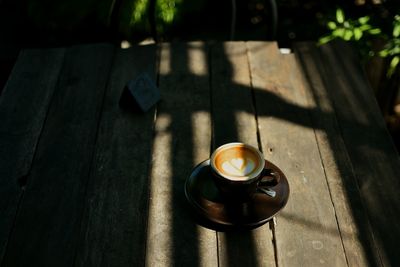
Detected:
[
  {"left": 146, "top": 42, "right": 217, "bottom": 266},
  {"left": 247, "top": 41, "right": 348, "bottom": 266},
  {"left": 0, "top": 48, "right": 65, "bottom": 261},
  {"left": 75, "top": 45, "right": 157, "bottom": 266},
  {"left": 318, "top": 41, "right": 400, "bottom": 267},
  {"left": 2, "top": 44, "right": 114, "bottom": 266},
  {"left": 211, "top": 41, "right": 276, "bottom": 267},
  {"left": 0, "top": 41, "right": 399, "bottom": 267},
  {"left": 294, "top": 42, "right": 378, "bottom": 267}
]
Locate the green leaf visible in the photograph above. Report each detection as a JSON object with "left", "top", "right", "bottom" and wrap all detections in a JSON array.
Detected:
[
  {"left": 318, "top": 35, "right": 335, "bottom": 45},
  {"left": 387, "top": 56, "right": 400, "bottom": 77},
  {"left": 354, "top": 28, "right": 363, "bottom": 40},
  {"left": 359, "top": 24, "right": 372, "bottom": 31},
  {"left": 392, "top": 46, "right": 400, "bottom": 55},
  {"left": 327, "top": 21, "right": 337, "bottom": 30},
  {"left": 358, "top": 16, "right": 370, "bottom": 24},
  {"left": 393, "top": 24, "right": 400, "bottom": 37},
  {"left": 379, "top": 49, "right": 389, "bottom": 57},
  {"left": 336, "top": 8, "right": 345, "bottom": 24},
  {"left": 343, "top": 29, "right": 353, "bottom": 40},
  {"left": 368, "top": 28, "right": 381, "bottom": 35},
  {"left": 390, "top": 56, "right": 400, "bottom": 70},
  {"left": 332, "top": 28, "right": 345, "bottom": 37}
]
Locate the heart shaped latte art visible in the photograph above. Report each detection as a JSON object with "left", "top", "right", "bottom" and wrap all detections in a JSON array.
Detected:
[
  {"left": 230, "top": 158, "right": 245, "bottom": 170},
  {"left": 221, "top": 157, "right": 255, "bottom": 176}
]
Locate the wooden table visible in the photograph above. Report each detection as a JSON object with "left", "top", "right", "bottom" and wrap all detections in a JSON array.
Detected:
[{"left": 0, "top": 41, "right": 399, "bottom": 266}]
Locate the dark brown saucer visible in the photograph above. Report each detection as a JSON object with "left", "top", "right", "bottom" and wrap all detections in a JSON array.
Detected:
[{"left": 184, "top": 159, "right": 290, "bottom": 229}]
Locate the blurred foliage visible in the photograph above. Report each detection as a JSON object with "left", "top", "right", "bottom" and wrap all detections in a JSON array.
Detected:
[
  {"left": 319, "top": 7, "right": 400, "bottom": 77},
  {"left": 25, "top": 0, "right": 185, "bottom": 39},
  {"left": 156, "top": 0, "right": 182, "bottom": 24},
  {"left": 131, "top": 0, "right": 149, "bottom": 26},
  {"left": 318, "top": 7, "right": 381, "bottom": 60},
  {"left": 379, "top": 15, "right": 400, "bottom": 77},
  {"left": 319, "top": 8, "right": 381, "bottom": 44},
  {"left": 128, "top": 0, "right": 183, "bottom": 34}
]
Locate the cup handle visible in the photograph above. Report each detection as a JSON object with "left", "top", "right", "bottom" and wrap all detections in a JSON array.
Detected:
[{"left": 258, "top": 168, "right": 280, "bottom": 187}]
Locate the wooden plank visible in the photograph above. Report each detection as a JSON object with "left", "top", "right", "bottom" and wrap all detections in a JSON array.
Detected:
[
  {"left": 146, "top": 42, "right": 218, "bottom": 266},
  {"left": 293, "top": 42, "right": 379, "bottom": 267},
  {"left": 247, "top": 41, "right": 348, "bottom": 266},
  {"left": 74, "top": 45, "right": 157, "bottom": 267},
  {"left": 0, "top": 48, "right": 65, "bottom": 261},
  {"left": 2, "top": 44, "right": 114, "bottom": 266},
  {"left": 210, "top": 41, "right": 276, "bottom": 267},
  {"left": 318, "top": 41, "right": 400, "bottom": 267}
]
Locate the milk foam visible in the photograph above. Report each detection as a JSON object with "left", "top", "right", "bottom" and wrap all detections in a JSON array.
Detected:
[{"left": 221, "top": 158, "right": 255, "bottom": 176}]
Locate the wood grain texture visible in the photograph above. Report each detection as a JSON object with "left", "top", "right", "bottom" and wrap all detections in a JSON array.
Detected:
[
  {"left": 294, "top": 42, "right": 378, "bottom": 267},
  {"left": 0, "top": 48, "right": 65, "bottom": 261},
  {"left": 146, "top": 42, "right": 217, "bottom": 267},
  {"left": 2, "top": 41, "right": 396, "bottom": 267},
  {"left": 74, "top": 45, "right": 157, "bottom": 267},
  {"left": 318, "top": 41, "right": 400, "bottom": 267},
  {"left": 210, "top": 41, "right": 276, "bottom": 267},
  {"left": 2, "top": 44, "right": 114, "bottom": 266},
  {"left": 247, "top": 41, "right": 348, "bottom": 266}
]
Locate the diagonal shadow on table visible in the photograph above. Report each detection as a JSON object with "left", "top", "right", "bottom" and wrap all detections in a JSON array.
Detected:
[
  {"left": 2, "top": 42, "right": 398, "bottom": 267},
  {"left": 151, "top": 41, "right": 399, "bottom": 266},
  {"left": 294, "top": 41, "right": 400, "bottom": 267}
]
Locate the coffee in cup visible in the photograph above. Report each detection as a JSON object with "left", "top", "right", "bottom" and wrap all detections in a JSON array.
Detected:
[
  {"left": 211, "top": 143, "right": 264, "bottom": 180},
  {"left": 210, "top": 142, "right": 279, "bottom": 203}
]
